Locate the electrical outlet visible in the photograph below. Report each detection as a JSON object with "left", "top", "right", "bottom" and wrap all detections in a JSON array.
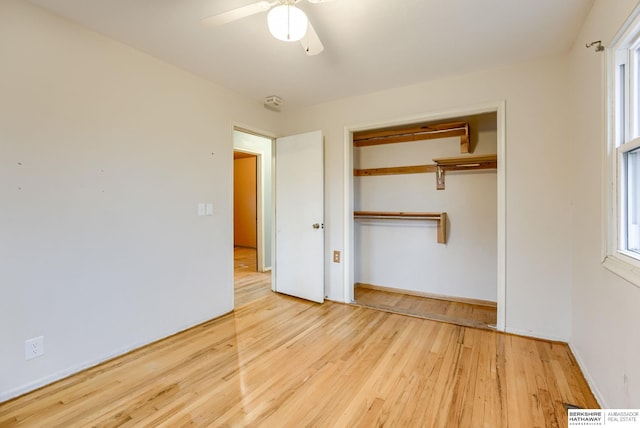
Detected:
[
  {"left": 333, "top": 250, "right": 341, "bottom": 263},
  {"left": 25, "top": 336, "right": 44, "bottom": 360}
]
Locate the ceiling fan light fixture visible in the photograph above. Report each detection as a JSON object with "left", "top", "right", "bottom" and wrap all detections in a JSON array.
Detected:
[{"left": 267, "top": 4, "right": 308, "bottom": 42}]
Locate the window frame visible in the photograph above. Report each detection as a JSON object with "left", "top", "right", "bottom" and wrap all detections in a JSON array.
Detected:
[{"left": 604, "top": 6, "right": 640, "bottom": 288}]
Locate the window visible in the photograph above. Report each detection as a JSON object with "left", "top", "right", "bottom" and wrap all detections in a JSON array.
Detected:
[
  {"left": 605, "top": 7, "right": 640, "bottom": 287},
  {"left": 620, "top": 140, "right": 640, "bottom": 255}
]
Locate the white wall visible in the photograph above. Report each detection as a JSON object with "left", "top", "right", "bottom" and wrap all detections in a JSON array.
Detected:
[
  {"left": 354, "top": 114, "right": 497, "bottom": 301},
  {"left": 0, "top": 0, "right": 275, "bottom": 401},
  {"left": 281, "top": 55, "right": 573, "bottom": 341},
  {"left": 233, "top": 130, "right": 273, "bottom": 270},
  {"left": 569, "top": 0, "right": 640, "bottom": 408}
]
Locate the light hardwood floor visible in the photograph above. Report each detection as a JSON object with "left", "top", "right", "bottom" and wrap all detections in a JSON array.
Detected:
[
  {"left": 354, "top": 286, "right": 497, "bottom": 330},
  {"left": 233, "top": 247, "right": 272, "bottom": 308},
  {"left": 236, "top": 247, "right": 497, "bottom": 331},
  {"left": 0, "top": 250, "right": 597, "bottom": 426}
]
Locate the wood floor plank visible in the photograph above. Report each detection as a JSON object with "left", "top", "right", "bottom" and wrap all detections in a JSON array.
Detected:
[{"left": 234, "top": 246, "right": 272, "bottom": 308}]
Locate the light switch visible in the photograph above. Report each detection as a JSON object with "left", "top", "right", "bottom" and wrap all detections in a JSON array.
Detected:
[
  {"left": 206, "top": 203, "right": 213, "bottom": 216},
  {"left": 198, "top": 203, "right": 206, "bottom": 216}
]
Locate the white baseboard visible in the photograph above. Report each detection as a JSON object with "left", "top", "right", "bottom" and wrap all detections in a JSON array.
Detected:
[
  {"left": 1, "top": 340, "right": 149, "bottom": 403},
  {"left": 505, "top": 327, "right": 568, "bottom": 343},
  {"left": 355, "top": 282, "right": 497, "bottom": 307},
  {"left": 1, "top": 350, "right": 126, "bottom": 403},
  {"left": 569, "top": 342, "right": 607, "bottom": 408}
]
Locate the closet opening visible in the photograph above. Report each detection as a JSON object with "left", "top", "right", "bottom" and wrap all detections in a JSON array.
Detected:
[{"left": 348, "top": 110, "right": 502, "bottom": 330}]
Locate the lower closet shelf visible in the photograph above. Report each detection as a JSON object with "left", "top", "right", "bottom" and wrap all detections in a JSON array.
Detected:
[{"left": 353, "top": 211, "right": 447, "bottom": 244}]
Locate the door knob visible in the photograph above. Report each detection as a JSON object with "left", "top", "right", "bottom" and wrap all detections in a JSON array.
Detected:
[{"left": 312, "top": 223, "right": 320, "bottom": 229}]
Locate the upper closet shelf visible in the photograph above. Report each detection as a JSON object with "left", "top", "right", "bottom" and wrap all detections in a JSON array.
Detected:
[
  {"left": 432, "top": 154, "right": 497, "bottom": 167},
  {"left": 354, "top": 154, "right": 497, "bottom": 176},
  {"left": 353, "top": 154, "right": 497, "bottom": 190},
  {"left": 432, "top": 154, "right": 497, "bottom": 189},
  {"left": 353, "top": 121, "right": 470, "bottom": 153}
]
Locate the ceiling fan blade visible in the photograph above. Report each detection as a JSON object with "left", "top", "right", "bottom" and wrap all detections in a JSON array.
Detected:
[
  {"left": 300, "top": 21, "right": 324, "bottom": 56},
  {"left": 201, "top": 1, "right": 273, "bottom": 27}
]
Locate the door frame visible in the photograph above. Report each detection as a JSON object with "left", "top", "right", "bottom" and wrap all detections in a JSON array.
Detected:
[{"left": 342, "top": 101, "right": 507, "bottom": 332}]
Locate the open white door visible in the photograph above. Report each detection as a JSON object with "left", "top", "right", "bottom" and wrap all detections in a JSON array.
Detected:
[{"left": 274, "top": 130, "right": 324, "bottom": 303}]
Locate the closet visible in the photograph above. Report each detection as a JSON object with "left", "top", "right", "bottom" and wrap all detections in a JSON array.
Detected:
[{"left": 352, "top": 113, "right": 498, "bottom": 323}]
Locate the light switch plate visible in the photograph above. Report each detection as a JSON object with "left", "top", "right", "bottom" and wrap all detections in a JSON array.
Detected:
[
  {"left": 198, "top": 203, "right": 206, "bottom": 216},
  {"left": 206, "top": 203, "right": 213, "bottom": 216}
]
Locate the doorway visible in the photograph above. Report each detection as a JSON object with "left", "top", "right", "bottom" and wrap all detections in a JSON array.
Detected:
[
  {"left": 232, "top": 128, "right": 325, "bottom": 306},
  {"left": 233, "top": 129, "right": 273, "bottom": 308}
]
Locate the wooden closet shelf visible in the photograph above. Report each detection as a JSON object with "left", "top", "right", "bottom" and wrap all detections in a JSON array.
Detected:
[
  {"left": 353, "top": 121, "right": 470, "bottom": 153},
  {"left": 353, "top": 154, "right": 497, "bottom": 177},
  {"left": 432, "top": 154, "right": 497, "bottom": 166},
  {"left": 354, "top": 165, "right": 436, "bottom": 176},
  {"left": 354, "top": 211, "right": 447, "bottom": 244}
]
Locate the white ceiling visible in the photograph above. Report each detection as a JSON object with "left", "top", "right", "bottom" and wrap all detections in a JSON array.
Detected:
[{"left": 27, "top": 0, "right": 594, "bottom": 111}]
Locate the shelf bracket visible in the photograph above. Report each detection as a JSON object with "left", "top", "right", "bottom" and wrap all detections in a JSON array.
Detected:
[
  {"left": 436, "top": 212, "right": 447, "bottom": 244},
  {"left": 436, "top": 165, "right": 445, "bottom": 190}
]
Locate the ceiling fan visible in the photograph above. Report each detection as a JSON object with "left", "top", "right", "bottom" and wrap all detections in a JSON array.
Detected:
[{"left": 202, "top": 0, "right": 335, "bottom": 56}]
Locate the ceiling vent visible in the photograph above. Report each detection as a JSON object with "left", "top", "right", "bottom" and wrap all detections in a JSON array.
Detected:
[{"left": 264, "top": 95, "right": 283, "bottom": 112}]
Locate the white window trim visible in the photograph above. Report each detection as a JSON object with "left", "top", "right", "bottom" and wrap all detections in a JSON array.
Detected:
[{"left": 603, "top": 4, "right": 640, "bottom": 289}]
